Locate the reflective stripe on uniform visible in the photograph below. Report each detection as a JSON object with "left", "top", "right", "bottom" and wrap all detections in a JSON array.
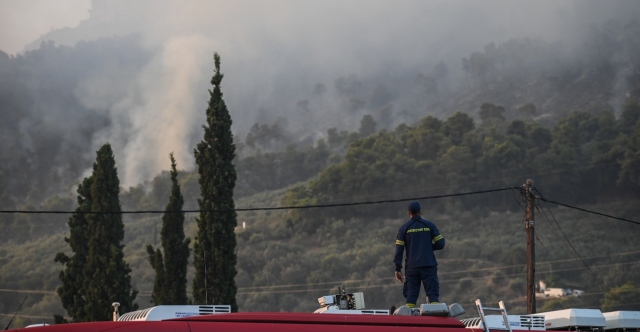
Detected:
[
  {"left": 396, "top": 240, "right": 405, "bottom": 246},
  {"left": 433, "top": 235, "right": 443, "bottom": 242}
]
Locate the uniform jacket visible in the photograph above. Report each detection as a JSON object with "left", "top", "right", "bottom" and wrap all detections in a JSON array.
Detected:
[{"left": 394, "top": 215, "right": 445, "bottom": 271}]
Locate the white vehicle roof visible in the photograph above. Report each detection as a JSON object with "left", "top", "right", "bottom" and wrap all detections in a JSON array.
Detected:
[
  {"left": 461, "top": 315, "right": 546, "bottom": 331},
  {"left": 603, "top": 311, "right": 640, "bottom": 330},
  {"left": 118, "top": 305, "right": 231, "bottom": 321},
  {"left": 539, "top": 308, "right": 605, "bottom": 329}
]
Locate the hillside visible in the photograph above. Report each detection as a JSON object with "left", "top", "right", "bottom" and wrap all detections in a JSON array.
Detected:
[
  {"left": 3, "top": 97, "right": 640, "bottom": 326},
  {"left": 2, "top": 17, "right": 640, "bottom": 328},
  {"left": 1, "top": 188, "right": 639, "bottom": 328},
  {"left": 2, "top": 17, "right": 640, "bottom": 207}
]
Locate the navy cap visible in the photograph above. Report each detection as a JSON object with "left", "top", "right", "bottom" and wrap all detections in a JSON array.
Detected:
[{"left": 408, "top": 201, "right": 421, "bottom": 213}]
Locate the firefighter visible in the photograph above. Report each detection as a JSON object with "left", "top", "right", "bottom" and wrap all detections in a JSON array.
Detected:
[{"left": 393, "top": 201, "right": 445, "bottom": 308}]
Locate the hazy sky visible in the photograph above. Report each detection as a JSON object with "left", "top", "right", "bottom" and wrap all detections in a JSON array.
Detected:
[
  {"left": 2, "top": 0, "right": 639, "bottom": 186},
  {"left": 0, "top": 0, "right": 91, "bottom": 55}
]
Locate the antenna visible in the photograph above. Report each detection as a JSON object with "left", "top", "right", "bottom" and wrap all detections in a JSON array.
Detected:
[{"left": 3, "top": 296, "right": 27, "bottom": 330}]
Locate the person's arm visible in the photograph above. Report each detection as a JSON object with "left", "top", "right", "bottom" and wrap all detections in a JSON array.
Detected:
[
  {"left": 431, "top": 225, "right": 445, "bottom": 251},
  {"left": 393, "top": 228, "right": 405, "bottom": 273}
]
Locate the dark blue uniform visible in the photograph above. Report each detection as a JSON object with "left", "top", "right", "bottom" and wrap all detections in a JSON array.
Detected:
[{"left": 394, "top": 215, "right": 445, "bottom": 306}]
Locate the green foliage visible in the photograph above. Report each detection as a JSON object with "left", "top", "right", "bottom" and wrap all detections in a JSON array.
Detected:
[
  {"left": 235, "top": 141, "right": 330, "bottom": 197},
  {"left": 53, "top": 177, "right": 91, "bottom": 321},
  {"left": 192, "top": 53, "right": 238, "bottom": 310},
  {"left": 146, "top": 245, "right": 166, "bottom": 304},
  {"left": 54, "top": 144, "right": 138, "bottom": 322},
  {"left": 614, "top": 116, "right": 640, "bottom": 188},
  {"left": 245, "top": 118, "right": 291, "bottom": 151},
  {"left": 441, "top": 112, "right": 475, "bottom": 145},
  {"left": 601, "top": 282, "right": 640, "bottom": 311},
  {"left": 479, "top": 103, "right": 506, "bottom": 126},
  {"left": 146, "top": 154, "right": 190, "bottom": 305},
  {"left": 619, "top": 100, "right": 640, "bottom": 135},
  {"left": 518, "top": 103, "right": 537, "bottom": 120},
  {"left": 478, "top": 138, "right": 524, "bottom": 180},
  {"left": 400, "top": 116, "right": 444, "bottom": 161},
  {"left": 282, "top": 104, "right": 640, "bottom": 224},
  {"left": 539, "top": 297, "right": 585, "bottom": 312},
  {"left": 0, "top": 233, "right": 68, "bottom": 327},
  {"left": 543, "top": 274, "right": 565, "bottom": 288},
  {"left": 359, "top": 114, "right": 377, "bottom": 137}
]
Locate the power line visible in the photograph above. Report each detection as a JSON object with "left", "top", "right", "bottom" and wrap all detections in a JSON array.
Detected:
[
  {"left": 536, "top": 196, "right": 628, "bottom": 306},
  {"left": 2, "top": 184, "right": 638, "bottom": 303},
  {"left": 234, "top": 261, "right": 640, "bottom": 296},
  {"left": 235, "top": 261, "right": 640, "bottom": 296},
  {"left": 0, "top": 289, "right": 55, "bottom": 295},
  {"left": 539, "top": 196, "right": 640, "bottom": 225},
  {"left": 0, "top": 313, "right": 57, "bottom": 319},
  {"left": 2, "top": 160, "right": 618, "bottom": 217},
  {"left": 6, "top": 259, "right": 638, "bottom": 298},
  {"left": 1, "top": 185, "right": 636, "bottom": 228},
  {"left": 131, "top": 259, "right": 640, "bottom": 297},
  {"left": 0, "top": 187, "right": 516, "bottom": 215},
  {"left": 538, "top": 250, "right": 640, "bottom": 264},
  {"left": 244, "top": 161, "right": 621, "bottom": 206}
]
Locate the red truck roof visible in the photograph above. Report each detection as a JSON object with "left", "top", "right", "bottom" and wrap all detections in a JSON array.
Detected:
[{"left": 12, "top": 312, "right": 473, "bottom": 332}]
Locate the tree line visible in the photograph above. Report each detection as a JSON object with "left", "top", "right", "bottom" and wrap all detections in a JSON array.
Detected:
[
  {"left": 54, "top": 53, "right": 238, "bottom": 322},
  {"left": 281, "top": 100, "right": 640, "bottom": 230},
  {"left": 2, "top": 71, "right": 639, "bottom": 326}
]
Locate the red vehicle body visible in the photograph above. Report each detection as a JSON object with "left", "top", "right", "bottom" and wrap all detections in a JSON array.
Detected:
[{"left": 10, "top": 312, "right": 478, "bottom": 332}]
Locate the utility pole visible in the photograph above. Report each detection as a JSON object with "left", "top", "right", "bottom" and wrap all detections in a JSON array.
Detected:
[{"left": 525, "top": 179, "right": 536, "bottom": 314}]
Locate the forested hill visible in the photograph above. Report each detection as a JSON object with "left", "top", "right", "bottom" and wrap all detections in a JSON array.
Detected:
[
  {"left": 1, "top": 17, "right": 640, "bottom": 328},
  {"left": 2, "top": 101, "right": 640, "bottom": 327},
  {"left": 1, "top": 17, "right": 640, "bottom": 210}
]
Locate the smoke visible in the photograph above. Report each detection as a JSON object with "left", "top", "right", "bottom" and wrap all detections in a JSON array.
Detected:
[
  {"left": 6, "top": 0, "right": 640, "bottom": 186},
  {"left": 86, "top": 35, "right": 213, "bottom": 185},
  {"left": 0, "top": 0, "right": 90, "bottom": 55}
]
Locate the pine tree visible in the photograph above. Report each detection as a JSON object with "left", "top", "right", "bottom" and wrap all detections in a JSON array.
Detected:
[
  {"left": 192, "top": 53, "right": 238, "bottom": 310},
  {"left": 55, "top": 143, "right": 138, "bottom": 321},
  {"left": 147, "top": 153, "right": 191, "bottom": 305}
]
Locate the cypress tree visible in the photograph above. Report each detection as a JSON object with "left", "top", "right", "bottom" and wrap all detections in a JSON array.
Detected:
[
  {"left": 147, "top": 245, "right": 166, "bottom": 305},
  {"left": 54, "top": 176, "right": 92, "bottom": 321},
  {"left": 147, "top": 153, "right": 191, "bottom": 305},
  {"left": 192, "top": 53, "right": 238, "bottom": 310},
  {"left": 55, "top": 143, "right": 138, "bottom": 321}
]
